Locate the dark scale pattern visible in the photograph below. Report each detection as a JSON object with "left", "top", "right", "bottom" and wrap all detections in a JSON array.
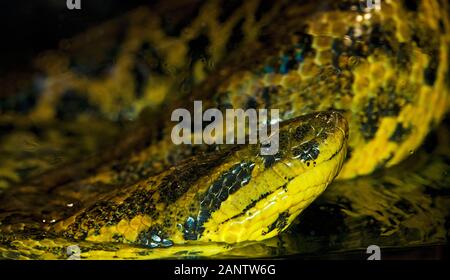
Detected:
[
  {"left": 368, "top": 24, "right": 395, "bottom": 55},
  {"left": 261, "top": 32, "right": 313, "bottom": 75},
  {"left": 333, "top": 23, "right": 397, "bottom": 69},
  {"left": 262, "top": 211, "right": 289, "bottom": 235},
  {"left": 410, "top": 24, "right": 440, "bottom": 86},
  {"left": 291, "top": 140, "right": 320, "bottom": 162},
  {"left": 261, "top": 153, "right": 282, "bottom": 169},
  {"left": 193, "top": 161, "right": 256, "bottom": 238},
  {"left": 137, "top": 225, "right": 173, "bottom": 248},
  {"left": 389, "top": 123, "right": 412, "bottom": 143},
  {"left": 158, "top": 154, "right": 227, "bottom": 205},
  {"left": 360, "top": 82, "right": 408, "bottom": 141},
  {"left": 280, "top": 33, "right": 313, "bottom": 74},
  {"left": 377, "top": 82, "right": 403, "bottom": 117},
  {"left": 293, "top": 125, "right": 311, "bottom": 140},
  {"left": 396, "top": 43, "right": 413, "bottom": 70},
  {"left": 360, "top": 98, "right": 380, "bottom": 140},
  {"left": 65, "top": 190, "right": 158, "bottom": 240}
]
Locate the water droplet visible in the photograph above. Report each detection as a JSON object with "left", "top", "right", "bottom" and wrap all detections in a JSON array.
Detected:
[
  {"left": 161, "top": 239, "right": 173, "bottom": 247},
  {"left": 151, "top": 234, "right": 161, "bottom": 243}
]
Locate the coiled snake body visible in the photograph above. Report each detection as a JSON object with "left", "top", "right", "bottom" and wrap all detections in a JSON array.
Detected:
[{"left": 0, "top": 0, "right": 448, "bottom": 259}]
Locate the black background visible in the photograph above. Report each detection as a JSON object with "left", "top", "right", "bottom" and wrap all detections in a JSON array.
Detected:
[{"left": 0, "top": 0, "right": 151, "bottom": 75}]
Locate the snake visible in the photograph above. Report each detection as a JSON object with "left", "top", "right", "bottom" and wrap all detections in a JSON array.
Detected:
[{"left": 0, "top": 0, "right": 448, "bottom": 259}]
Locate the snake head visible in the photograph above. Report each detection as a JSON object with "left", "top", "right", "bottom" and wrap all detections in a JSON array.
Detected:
[{"left": 197, "top": 110, "right": 348, "bottom": 243}]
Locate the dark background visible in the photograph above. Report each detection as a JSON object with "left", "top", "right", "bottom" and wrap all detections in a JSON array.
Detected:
[{"left": 0, "top": 0, "right": 151, "bottom": 75}]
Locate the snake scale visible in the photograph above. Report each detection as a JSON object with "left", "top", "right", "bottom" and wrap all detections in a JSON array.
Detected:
[{"left": 0, "top": 0, "right": 449, "bottom": 259}]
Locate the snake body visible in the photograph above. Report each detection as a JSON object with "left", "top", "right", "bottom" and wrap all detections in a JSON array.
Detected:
[{"left": 0, "top": 0, "right": 449, "bottom": 259}]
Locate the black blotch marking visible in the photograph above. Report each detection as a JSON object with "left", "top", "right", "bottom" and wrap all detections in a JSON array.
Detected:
[
  {"left": 360, "top": 98, "right": 379, "bottom": 140},
  {"left": 55, "top": 89, "right": 99, "bottom": 121},
  {"left": 160, "top": 2, "right": 204, "bottom": 37},
  {"left": 293, "top": 125, "right": 310, "bottom": 140},
  {"left": 262, "top": 155, "right": 276, "bottom": 169},
  {"left": 389, "top": 123, "right": 411, "bottom": 143},
  {"left": 226, "top": 18, "right": 245, "bottom": 52},
  {"left": 368, "top": 24, "right": 394, "bottom": 54},
  {"left": 262, "top": 153, "right": 281, "bottom": 169},
  {"left": 263, "top": 211, "right": 289, "bottom": 235},
  {"left": 396, "top": 43, "right": 412, "bottom": 70},
  {"left": 410, "top": 24, "right": 440, "bottom": 86},
  {"left": 344, "top": 146, "right": 352, "bottom": 162},
  {"left": 424, "top": 49, "right": 439, "bottom": 86},
  {"left": 273, "top": 32, "right": 313, "bottom": 73},
  {"left": 378, "top": 83, "right": 402, "bottom": 117},
  {"left": 196, "top": 161, "right": 255, "bottom": 235},
  {"left": 394, "top": 198, "right": 417, "bottom": 215},
  {"left": 188, "top": 33, "right": 210, "bottom": 64},
  {"left": 255, "top": 0, "right": 276, "bottom": 21},
  {"left": 218, "top": 0, "right": 243, "bottom": 23},
  {"left": 132, "top": 42, "right": 165, "bottom": 98},
  {"left": 292, "top": 140, "right": 320, "bottom": 162},
  {"left": 245, "top": 96, "right": 258, "bottom": 110},
  {"left": 403, "top": 0, "right": 419, "bottom": 11}
]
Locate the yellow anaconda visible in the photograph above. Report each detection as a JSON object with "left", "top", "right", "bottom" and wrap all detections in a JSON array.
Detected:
[{"left": 0, "top": 0, "right": 449, "bottom": 259}]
